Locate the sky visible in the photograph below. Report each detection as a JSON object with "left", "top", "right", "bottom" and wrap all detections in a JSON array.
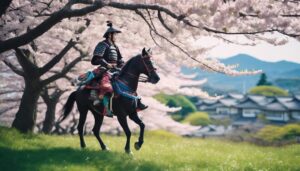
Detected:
[{"left": 199, "top": 34, "right": 300, "bottom": 64}]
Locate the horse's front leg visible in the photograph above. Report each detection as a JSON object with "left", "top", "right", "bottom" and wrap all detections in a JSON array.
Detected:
[
  {"left": 129, "top": 113, "right": 145, "bottom": 150},
  {"left": 117, "top": 115, "right": 132, "bottom": 154}
]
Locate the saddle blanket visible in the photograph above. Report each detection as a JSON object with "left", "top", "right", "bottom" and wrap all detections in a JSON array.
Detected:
[{"left": 112, "top": 79, "right": 139, "bottom": 100}]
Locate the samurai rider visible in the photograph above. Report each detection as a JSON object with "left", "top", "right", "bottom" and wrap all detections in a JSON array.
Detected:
[{"left": 90, "top": 21, "right": 148, "bottom": 117}]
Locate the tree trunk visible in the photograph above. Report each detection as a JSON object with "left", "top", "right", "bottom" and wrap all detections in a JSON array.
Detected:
[
  {"left": 42, "top": 101, "right": 56, "bottom": 134},
  {"left": 12, "top": 80, "right": 41, "bottom": 133},
  {"left": 0, "top": 0, "right": 12, "bottom": 17}
]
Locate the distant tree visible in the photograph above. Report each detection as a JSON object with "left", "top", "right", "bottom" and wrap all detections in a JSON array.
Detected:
[
  {"left": 256, "top": 73, "right": 272, "bottom": 86},
  {"left": 40, "top": 84, "right": 68, "bottom": 134},
  {"left": 249, "top": 85, "right": 288, "bottom": 96},
  {"left": 154, "top": 93, "right": 197, "bottom": 117},
  {"left": 183, "top": 112, "right": 211, "bottom": 126}
]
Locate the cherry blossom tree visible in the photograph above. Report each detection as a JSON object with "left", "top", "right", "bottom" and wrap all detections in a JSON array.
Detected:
[{"left": 1, "top": 0, "right": 300, "bottom": 133}]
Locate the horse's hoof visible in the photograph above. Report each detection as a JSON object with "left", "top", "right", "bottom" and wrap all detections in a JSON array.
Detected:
[
  {"left": 125, "top": 149, "right": 133, "bottom": 155},
  {"left": 81, "top": 144, "right": 86, "bottom": 149},
  {"left": 134, "top": 142, "right": 141, "bottom": 151},
  {"left": 102, "top": 147, "right": 110, "bottom": 151}
]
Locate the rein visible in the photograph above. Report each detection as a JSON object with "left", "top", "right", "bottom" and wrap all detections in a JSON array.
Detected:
[{"left": 120, "top": 55, "right": 155, "bottom": 83}]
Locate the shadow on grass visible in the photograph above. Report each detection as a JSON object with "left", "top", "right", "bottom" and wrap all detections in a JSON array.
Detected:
[{"left": 0, "top": 147, "right": 164, "bottom": 171}]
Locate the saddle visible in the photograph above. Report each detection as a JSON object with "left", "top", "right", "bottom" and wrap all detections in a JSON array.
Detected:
[
  {"left": 76, "top": 68, "right": 138, "bottom": 101},
  {"left": 76, "top": 67, "right": 107, "bottom": 90}
]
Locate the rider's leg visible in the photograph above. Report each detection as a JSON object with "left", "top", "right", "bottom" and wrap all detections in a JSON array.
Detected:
[
  {"left": 91, "top": 67, "right": 105, "bottom": 105},
  {"left": 103, "top": 93, "right": 113, "bottom": 117},
  {"left": 101, "top": 72, "right": 114, "bottom": 117}
]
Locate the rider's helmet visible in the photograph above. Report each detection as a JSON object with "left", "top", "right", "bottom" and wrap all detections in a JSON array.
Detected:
[{"left": 103, "top": 21, "right": 121, "bottom": 38}]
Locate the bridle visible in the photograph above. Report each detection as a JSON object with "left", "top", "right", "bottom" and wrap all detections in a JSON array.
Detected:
[
  {"left": 121, "top": 54, "right": 156, "bottom": 83},
  {"left": 139, "top": 55, "right": 156, "bottom": 82}
]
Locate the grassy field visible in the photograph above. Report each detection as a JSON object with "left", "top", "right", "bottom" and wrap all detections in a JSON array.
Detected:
[{"left": 1, "top": 127, "right": 300, "bottom": 171}]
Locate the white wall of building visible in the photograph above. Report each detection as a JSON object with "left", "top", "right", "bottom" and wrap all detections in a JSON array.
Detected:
[
  {"left": 265, "top": 111, "right": 289, "bottom": 122},
  {"left": 242, "top": 109, "right": 261, "bottom": 118},
  {"left": 291, "top": 111, "right": 300, "bottom": 120},
  {"left": 216, "top": 107, "right": 238, "bottom": 115}
]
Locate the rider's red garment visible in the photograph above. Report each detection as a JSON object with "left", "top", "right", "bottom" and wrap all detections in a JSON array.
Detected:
[{"left": 99, "top": 72, "right": 113, "bottom": 97}]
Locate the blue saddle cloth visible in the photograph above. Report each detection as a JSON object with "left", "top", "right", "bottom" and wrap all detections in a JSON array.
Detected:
[{"left": 112, "top": 78, "right": 139, "bottom": 100}]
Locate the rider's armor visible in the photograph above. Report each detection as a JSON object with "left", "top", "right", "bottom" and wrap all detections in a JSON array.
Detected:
[{"left": 92, "top": 40, "right": 124, "bottom": 68}]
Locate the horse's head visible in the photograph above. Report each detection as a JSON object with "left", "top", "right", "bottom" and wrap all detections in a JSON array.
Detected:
[{"left": 138, "top": 48, "right": 160, "bottom": 84}]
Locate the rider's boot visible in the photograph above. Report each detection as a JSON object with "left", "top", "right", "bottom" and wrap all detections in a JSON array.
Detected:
[
  {"left": 103, "top": 94, "right": 113, "bottom": 118},
  {"left": 136, "top": 98, "right": 148, "bottom": 111}
]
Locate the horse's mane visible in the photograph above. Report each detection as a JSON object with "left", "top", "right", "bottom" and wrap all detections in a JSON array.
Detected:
[{"left": 120, "top": 55, "right": 139, "bottom": 76}]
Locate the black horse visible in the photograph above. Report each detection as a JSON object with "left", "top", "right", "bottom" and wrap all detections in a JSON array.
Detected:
[{"left": 61, "top": 48, "right": 160, "bottom": 153}]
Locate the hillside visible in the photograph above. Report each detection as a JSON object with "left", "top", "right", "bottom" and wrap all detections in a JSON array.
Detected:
[
  {"left": 1, "top": 127, "right": 300, "bottom": 171},
  {"left": 182, "top": 54, "right": 300, "bottom": 93}
]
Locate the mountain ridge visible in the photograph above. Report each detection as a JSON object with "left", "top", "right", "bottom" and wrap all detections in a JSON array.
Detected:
[{"left": 182, "top": 54, "right": 300, "bottom": 93}]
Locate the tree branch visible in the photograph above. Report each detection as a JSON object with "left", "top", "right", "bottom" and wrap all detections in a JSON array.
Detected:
[
  {"left": 135, "top": 9, "right": 223, "bottom": 73},
  {"left": 0, "top": 89, "right": 23, "bottom": 95},
  {"left": 202, "top": 26, "right": 300, "bottom": 38},
  {"left": 106, "top": 2, "right": 186, "bottom": 21},
  {"left": 0, "top": 0, "right": 103, "bottom": 53},
  {"left": 135, "top": 9, "right": 160, "bottom": 46},
  {"left": 14, "top": 48, "right": 39, "bottom": 77},
  {"left": 2, "top": 0, "right": 298, "bottom": 55},
  {"left": 239, "top": 11, "right": 300, "bottom": 18},
  {"left": 41, "top": 55, "right": 85, "bottom": 86},
  {"left": 38, "top": 39, "right": 76, "bottom": 76},
  {"left": 158, "top": 10, "right": 173, "bottom": 33},
  {"left": 2, "top": 60, "right": 25, "bottom": 76},
  {"left": 0, "top": 0, "right": 12, "bottom": 17}
]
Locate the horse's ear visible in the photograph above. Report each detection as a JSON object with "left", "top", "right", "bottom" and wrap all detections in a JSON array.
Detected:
[
  {"left": 142, "top": 48, "right": 146, "bottom": 56},
  {"left": 147, "top": 48, "right": 152, "bottom": 55}
]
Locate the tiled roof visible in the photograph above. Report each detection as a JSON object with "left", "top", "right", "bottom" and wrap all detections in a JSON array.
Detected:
[
  {"left": 278, "top": 96, "right": 300, "bottom": 110},
  {"left": 202, "top": 99, "right": 218, "bottom": 105},
  {"left": 235, "top": 100, "right": 261, "bottom": 109},
  {"left": 247, "top": 95, "right": 270, "bottom": 105},
  {"left": 263, "top": 100, "right": 288, "bottom": 111},
  {"left": 198, "top": 94, "right": 300, "bottom": 111},
  {"left": 227, "top": 93, "right": 244, "bottom": 100},
  {"left": 196, "top": 99, "right": 217, "bottom": 107},
  {"left": 219, "top": 99, "right": 238, "bottom": 107}
]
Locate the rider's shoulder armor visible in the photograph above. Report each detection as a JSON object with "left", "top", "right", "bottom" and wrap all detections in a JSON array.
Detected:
[{"left": 93, "top": 41, "right": 109, "bottom": 57}]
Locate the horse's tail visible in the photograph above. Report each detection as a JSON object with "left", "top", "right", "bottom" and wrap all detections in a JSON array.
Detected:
[{"left": 60, "top": 91, "right": 77, "bottom": 121}]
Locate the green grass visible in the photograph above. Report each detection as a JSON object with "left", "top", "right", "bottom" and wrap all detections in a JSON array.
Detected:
[{"left": 1, "top": 127, "right": 300, "bottom": 171}]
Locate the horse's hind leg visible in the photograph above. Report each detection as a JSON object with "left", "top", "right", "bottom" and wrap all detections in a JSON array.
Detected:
[
  {"left": 117, "top": 115, "right": 132, "bottom": 154},
  {"left": 77, "top": 105, "right": 88, "bottom": 148},
  {"left": 91, "top": 110, "right": 108, "bottom": 150},
  {"left": 129, "top": 113, "right": 145, "bottom": 150}
]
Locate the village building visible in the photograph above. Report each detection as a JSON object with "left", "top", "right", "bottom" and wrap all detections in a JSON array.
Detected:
[{"left": 197, "top": 94, "right": 300, "bottom": 123}]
